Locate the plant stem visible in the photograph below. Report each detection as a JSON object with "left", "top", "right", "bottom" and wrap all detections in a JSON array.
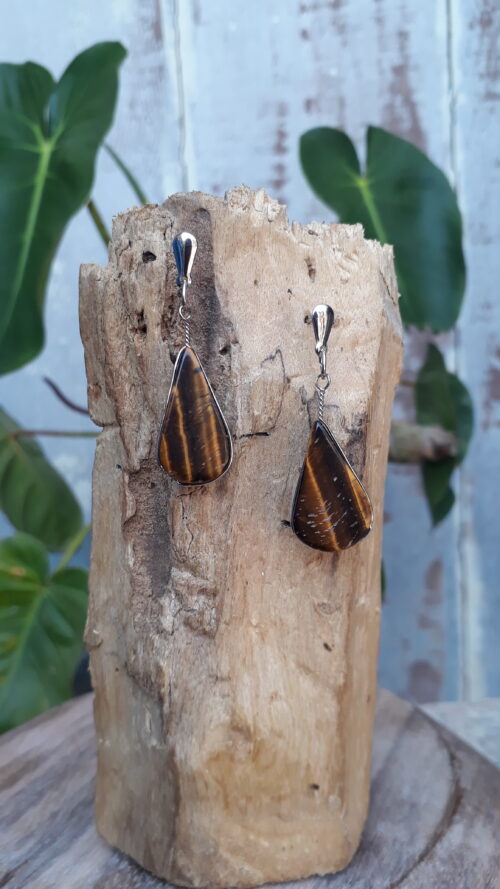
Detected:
[
  {"left": 87, "top": 199, "right": 111, "bottom": 246},
  {"left": 5, "top": 134, "right": 53, "bottom": 340},
  {"left": 389, "top": 421, "right": 457, "bottom": 463},
  {"left": 9, "top": 429, "right": 98, "bottom": 439},
  {"left": 44, "top": 377, "right": 89, "bottom": 415},
  {"left": 56, "top": 523, "right": 92, "bottom": 572},
  {"left": 105, "top": 144, "right": 149, "bottom": 205}
]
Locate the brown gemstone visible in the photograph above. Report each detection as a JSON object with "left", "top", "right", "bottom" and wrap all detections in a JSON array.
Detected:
[
  {"left": 158, "top": 346, "right": 232, "bottom": 485},
  {"left": 291, "top": 420, "right": 373, "bottom": 552}
]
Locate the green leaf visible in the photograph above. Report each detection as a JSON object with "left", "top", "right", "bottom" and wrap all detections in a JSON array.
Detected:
[
  {"left": 300, "top": 126, "right": 465, "bottom": 332},
  {"left": 0, "top": 407, "right": 83, "bottom": 551},
  {"left": 422, "top": 460, "right": 456, "bottom": 525},
  {"left": 0, "top": 532, "right": 88, "bottom": 732},
  {"left": 416, "top": 344, "right": 473, "bottom": 524},
  {"left": 0, "top": 42, "right": 126, "bottom": 375},
  {"left": 416, "top": 345, "right": 473, "bottom": 460}
]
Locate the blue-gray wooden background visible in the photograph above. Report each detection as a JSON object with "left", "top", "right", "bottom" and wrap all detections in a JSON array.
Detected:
[{"left": 1, "top": 0, "right": 498, "bottom": 703}]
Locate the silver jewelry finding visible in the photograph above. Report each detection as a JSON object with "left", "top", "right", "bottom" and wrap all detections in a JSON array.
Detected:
[{"left": 312, "top": 304, "right": 334, "bottom": 421}]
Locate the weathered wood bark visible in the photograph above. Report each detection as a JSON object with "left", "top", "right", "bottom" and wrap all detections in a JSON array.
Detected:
[
  {"left": 3, "top": 691, "right": 500, "bottom": 888},
  {"left": 79, "top": 186, "right": 403, "bottom": 888}
]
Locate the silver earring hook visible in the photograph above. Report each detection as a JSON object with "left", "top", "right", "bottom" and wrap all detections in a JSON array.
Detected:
[
  {"left": 172, "top": 231, "right": 197, "bottom": 343},
  {"left": 312, "top": 304, "right": 334, "bottom": 373},
  {"left": 173, "top": 231, "right": 197, "bottom": 288},
  {"left": 312, "top": 304, "right": 334, "bottom": 420}
]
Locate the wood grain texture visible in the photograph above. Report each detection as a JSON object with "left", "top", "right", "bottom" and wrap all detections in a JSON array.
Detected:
[
  {"left": 424, "top": 698, "right": 500, "bottom": 769},
  {"left": 1, "top": 691, "right": 500, "bottom": 888},
  {"left": 79, "top": 186, "right": 402, "bottom": 886}
]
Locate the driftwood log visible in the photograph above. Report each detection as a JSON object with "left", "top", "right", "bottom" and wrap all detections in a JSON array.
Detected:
[
  {"left": 79, "top": 186, "right": 403, "bottom": 888},
  {"left": 2, "top": 691, "right": 500, "bottom": 888}
]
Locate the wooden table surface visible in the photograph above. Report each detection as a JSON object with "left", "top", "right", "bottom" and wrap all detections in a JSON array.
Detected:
[
  {"left": 1, "top": 690, "right": 499, "bottom": 888},
  {"left": 423, "top": 698, "right": 500, "bottom": 768}
]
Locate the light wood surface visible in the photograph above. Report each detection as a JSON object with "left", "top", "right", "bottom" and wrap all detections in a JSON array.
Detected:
[
  {"left": 1, "top": 690, "right": 500, "bottom": 888},
  {"left": 424, "top": 698, "right": 500, "bottom": 769},
  {"left": 79, "top": 187, "right": 402, "bottom": 886}
]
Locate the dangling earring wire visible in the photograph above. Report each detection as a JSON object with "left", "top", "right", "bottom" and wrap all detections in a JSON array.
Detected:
[
  {"left": 157, "top": 232, "right": 233, "bottom": 486},
  {"left": 291, "top": 304, "right": 373, "bottom": 552},
  {"left": 313, "top": 303, "right": 333, "bottom": 424}
]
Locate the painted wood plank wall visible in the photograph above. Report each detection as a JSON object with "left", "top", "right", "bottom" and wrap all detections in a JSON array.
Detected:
[
  {"left": 451, "top": 0, "right": 500, "bottom": 699},
  {"left": 0, "top": 0, "right": 498, "bottom": 702}
]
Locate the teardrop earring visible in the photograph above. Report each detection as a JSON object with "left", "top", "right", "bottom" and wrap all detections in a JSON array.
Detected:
[
  {"left": 157, "top": 232, "right": 233, "bottom": 485},
  {"left": 291, "top": 305, "right": 373, "bottom": 552}
]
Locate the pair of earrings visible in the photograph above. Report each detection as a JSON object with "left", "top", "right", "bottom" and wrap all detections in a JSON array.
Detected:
[{"left": 158, "top": 232, "right": 373, "bottom": 553}]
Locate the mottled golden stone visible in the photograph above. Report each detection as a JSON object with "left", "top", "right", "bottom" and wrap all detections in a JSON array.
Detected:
[
  {"left": 158, "top": 346, "right": 232, "bottom": 485},
  {"left": 292, "top": 420, "right": 373, "bottom": 552}
]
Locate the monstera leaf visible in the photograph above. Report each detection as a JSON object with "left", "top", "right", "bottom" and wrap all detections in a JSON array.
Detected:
[
  {"left": 0, "top": 533, "right": 88, "bottom": 732},
  {"left": 0, "top": 42, "right": 126, "bottom": 374},
  {"left": 416, "top": 344, "right": 473, "bottom": 524},
  {"left": 0, "top": 407, "right": 83, "bottom": 550},
  {"left": 300, "top": 126, "right": 465, "bottom": 332}
]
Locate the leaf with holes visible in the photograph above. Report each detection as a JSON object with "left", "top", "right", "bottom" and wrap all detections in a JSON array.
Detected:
[
  {"left": 416, "top": 344, "right": 473, "bottom": 524},
  {"left": 0, "top": 42, "right": 126, "bottom": 375},
  {"left": 0, "top": 406, "right": 83, "bottom": 550},
  {"left": 0, "top": 533, "right": 88, "bottom": 732},
  {"left": 300, "top": 126, "right": 465, "bottom": 332}
]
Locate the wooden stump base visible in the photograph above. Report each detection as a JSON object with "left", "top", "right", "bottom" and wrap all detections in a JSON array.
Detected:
[
  {"left": 1, "top": 691, "right": 500, "bottom": 887},
  {"left": 79, "top": 187, "right": 403, "bottom": 886}
]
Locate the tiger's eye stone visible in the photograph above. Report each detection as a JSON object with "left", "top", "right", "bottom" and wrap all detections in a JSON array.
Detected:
[
  {"left": 291, "top": 420, "right": 373, "bottom": 552},
  {"left": 158, "top": 346, "right": 232, "bottom": 485}
]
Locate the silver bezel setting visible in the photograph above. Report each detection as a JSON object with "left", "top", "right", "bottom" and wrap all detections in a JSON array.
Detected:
[{"left": 157, "top": 345, "right": 233, "bottom": 486}]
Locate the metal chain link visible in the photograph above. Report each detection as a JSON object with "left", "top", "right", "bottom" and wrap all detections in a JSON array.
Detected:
[
  {"left": 179, "top": 273, "right": 192, "bottom": 347},
  {"left": 179, "top": 304, "right": 191, "bottom": 346},
  {"left": 315, "top": 372, "right": 330, "bottom": 422},
  {"left": 318, "top": 386, "right": 325, "bottom": 422}
]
